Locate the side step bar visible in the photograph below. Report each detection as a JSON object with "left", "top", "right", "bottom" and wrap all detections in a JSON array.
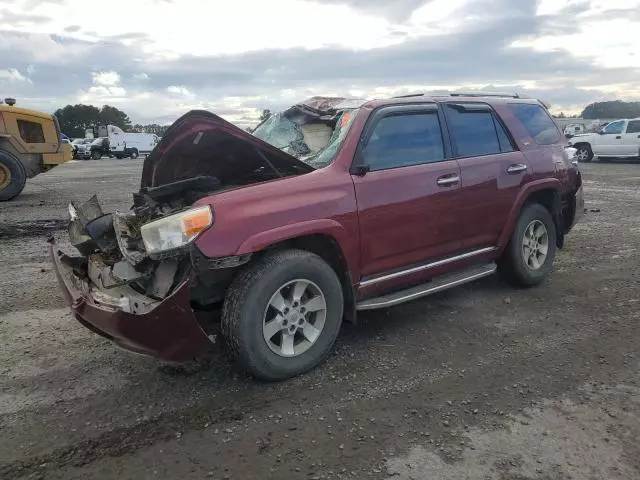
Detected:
[{"left": 356, "top": 263, "right": 497, "bottom": 311}]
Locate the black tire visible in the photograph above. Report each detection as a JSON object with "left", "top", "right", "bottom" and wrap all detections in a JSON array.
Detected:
[
  {"left": 129, "top": 149, "right": 139, "bottom": 159},
  {"left": 91, "top": 151, "right": 101, "bottom": 160},
  {"left": 221, "top": 249, "right": 344, "bottom": 381},
  {"left": 575, "top": 144, "right": 593, "bottom": 162},
  {"left": 498, "top": 203, "right": 557, "bottom": 287},
  {"left": 0, "top": 150, "right": 27, "bottom": 201}
]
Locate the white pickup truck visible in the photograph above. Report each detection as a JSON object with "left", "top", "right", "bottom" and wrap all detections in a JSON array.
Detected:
[{"left": 568, "top": 118, "right": 640, "bottom": 162}]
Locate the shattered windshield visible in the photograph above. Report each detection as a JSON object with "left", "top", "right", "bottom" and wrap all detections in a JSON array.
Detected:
[{"left": 253, "top": 108, "right": 358, "bottom": 169}]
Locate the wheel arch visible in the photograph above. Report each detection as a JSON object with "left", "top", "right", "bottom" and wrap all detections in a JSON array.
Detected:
[
  {"left": 264, "top": 233, "right": 357, "bottom": 323},
  {"left": 498, "top": 180, "right": 563, "bottom": 252},
  {"left": 251, "top": 232, "right": 357, "bottom": 325}
]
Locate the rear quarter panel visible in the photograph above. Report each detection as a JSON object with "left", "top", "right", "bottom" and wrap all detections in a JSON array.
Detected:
[{"left": 492, "top": 103, "right": 567, "bottom": 249}]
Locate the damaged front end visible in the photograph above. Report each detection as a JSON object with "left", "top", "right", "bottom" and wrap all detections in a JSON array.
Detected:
[
  {"left": 51, "top": 185, "right": 218, "bottom": 361},
  {"left": 51, "top": 104, "right": 358, "bottom": 361}
]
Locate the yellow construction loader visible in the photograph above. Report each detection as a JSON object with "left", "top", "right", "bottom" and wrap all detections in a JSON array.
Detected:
[{"left": 0, "top": 98, "right": 73, "bottom": 201}]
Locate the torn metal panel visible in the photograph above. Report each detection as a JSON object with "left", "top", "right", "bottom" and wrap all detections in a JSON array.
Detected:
[
  {"left": 146, "top": 259, "right": 179, "bottom": 299},
  {"left": 112, "top": 211, "right": 147, "bottom": 265}
]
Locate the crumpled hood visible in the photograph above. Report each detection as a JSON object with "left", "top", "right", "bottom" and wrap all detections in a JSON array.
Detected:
[{"left": 141, "top": 110, "right": 314, "bottom": 189}]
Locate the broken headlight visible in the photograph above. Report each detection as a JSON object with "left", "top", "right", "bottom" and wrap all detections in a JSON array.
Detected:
[{"left": 140, "top": 205, "right": 213, "bottom": 255}]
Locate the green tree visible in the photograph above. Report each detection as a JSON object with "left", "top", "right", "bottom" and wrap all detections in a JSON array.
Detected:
[
  {"left": 53, "top": 104, "right": 133, "bottom": 137},
  {"left": 581, "top": 101, "right": 640, "bottom": 119},
  {"left": 99, "top": 105, "right": 132, "bottom": 131},
  {"left": 54, "top": 104, "right": 101, "bottom": 138}
]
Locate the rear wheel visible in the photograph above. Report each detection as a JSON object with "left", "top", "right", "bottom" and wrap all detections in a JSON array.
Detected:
[
  {"left": 498, "top": 203, "right": 557, "bottom": 287},
  {"left": 221, "top": 250, "right": 344, "bottom": 381},
  {"left": 129, "top": 149, "right": 139, "bottom": 159},
  {"left": 91, "top": 151, "right": 101, "bottom": 160},
  {"left": 0, "top": 150, "right": 27, "bottom": 201}
]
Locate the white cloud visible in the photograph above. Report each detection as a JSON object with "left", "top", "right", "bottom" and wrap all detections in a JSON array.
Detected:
[
  {"left": 91, "top": 70, "right": 120, "bottom": 86},
  {"left": 0, "top": 68, "right": 32, "bottom": 83},
  {"left": 166, "top": 85, "right": 193, "bottom": 97},
  {"left": 1, "top": 0, "right": 639, "bottom": 124}
]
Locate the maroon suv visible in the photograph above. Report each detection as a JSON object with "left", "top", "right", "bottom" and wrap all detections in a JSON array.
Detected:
[{"left": 51, "top": 93, "right": 584, "bottom": 381}]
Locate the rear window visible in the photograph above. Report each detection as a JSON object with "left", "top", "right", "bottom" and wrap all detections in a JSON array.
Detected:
[
  {"left": 508, "top": 103, "right": 561, "bottom": 145},
  {"left": 17, "top": 120, "right": 45, "bottom": 144},
  {"left": 445, "top": 105, "right": 514, "bottom": 157}
]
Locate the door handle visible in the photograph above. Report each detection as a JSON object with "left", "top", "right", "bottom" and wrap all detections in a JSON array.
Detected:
[
  {"left": 506, "top": 164, "right": 527, "bottom": 174},
  {"left": 616, "top": 135, "right": 622, "bottom": 139},
  {"left": 436, "top": 175, "right": 460, "bottom": 186}
]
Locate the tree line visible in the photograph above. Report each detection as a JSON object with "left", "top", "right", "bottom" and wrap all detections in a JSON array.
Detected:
[{"left": 54, "top": 104, "right": 170, "bottom": 138}]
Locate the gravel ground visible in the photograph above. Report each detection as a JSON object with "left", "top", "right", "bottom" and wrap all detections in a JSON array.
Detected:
[{"left": 1, "top": 159, "right": 639, "bottom": 480}]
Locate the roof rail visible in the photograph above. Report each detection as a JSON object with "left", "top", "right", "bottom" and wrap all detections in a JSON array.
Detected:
[
  {"left": 450, "top": 91, "right": 523, "bottom": 98},
  {"left": 392, "top": 92, "right": 425, "bottom": 98}
]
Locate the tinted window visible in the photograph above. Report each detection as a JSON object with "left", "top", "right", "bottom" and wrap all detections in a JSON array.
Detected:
[
  {"left": 445, "top": 105, "right": 513, "bottom": 157},
  {"left": 495, "top": 119, "right": 515, "bottom": 152},
  {"left": 361, "top": 112, "right": 444, "bottom": 170},
  {"left": 17, "top": 120, "right": 45, "bottom": 143},
  {"left": 604, "top": 121, "right": 625, "bottom": 135},
  {"left": 508, "top": 103, "right": 561, "bottom": 145},
  {"left": 627, "top": 120, "right": 640, "bottom": 134}
]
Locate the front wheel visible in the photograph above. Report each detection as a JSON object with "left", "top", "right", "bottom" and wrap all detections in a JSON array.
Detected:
[
  {"left": 91, "top": 151, "right": 101, "bottom": 160},
  {"left": 498, "top": 203, "right": 557, "bottom": 287},
  {"left": 575, "top": 144, "right": 593, "bottom": 162},
  {"left": 221, "top": 250, "right": 344, "bottom": 381},
  {"left": 129, "top": 149, "right": 139, "bottom": 159}
]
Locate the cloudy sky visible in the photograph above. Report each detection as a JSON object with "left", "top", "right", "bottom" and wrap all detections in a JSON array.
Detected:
[{"left": 1, "top": 0, "right": 639, "bottom": 127}]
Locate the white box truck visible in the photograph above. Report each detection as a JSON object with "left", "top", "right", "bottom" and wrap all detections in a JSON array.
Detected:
[
  {"left": 106, "top": 125, "right": 159, "bottom": 159},
  {"left": 85, "top": 125, "right": 159, "bottom": 159}
]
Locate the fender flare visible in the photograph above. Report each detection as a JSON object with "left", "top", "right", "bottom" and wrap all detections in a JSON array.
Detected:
[
  {"left": 235, "top": 218, "right": 350, "bottom": 257},
  {"left": 497, "top": 178, "right": 562, "bottom": 250}
]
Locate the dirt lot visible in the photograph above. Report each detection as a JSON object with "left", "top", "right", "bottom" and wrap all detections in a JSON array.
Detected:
[{"left": 1, "top": 159, "right": 640, "bottom": 480}]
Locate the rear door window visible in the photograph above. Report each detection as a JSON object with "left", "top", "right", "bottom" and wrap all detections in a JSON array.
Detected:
[
  {"left": 361, "top": 112, "right": 445, "bottom": 171},
  {"left": 508, "top": 103, "right": 561, "bottom": 145},
  {"left": 626, "top": 120, "right": 640, "bottom": 134},
  {"left": 444, "top": 104, "right": 514, "bottom": 157}
]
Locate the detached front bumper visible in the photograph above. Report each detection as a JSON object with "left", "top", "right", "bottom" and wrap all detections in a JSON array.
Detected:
[{"left": 50, "top": 243, "right": 214, "bottom": 362}]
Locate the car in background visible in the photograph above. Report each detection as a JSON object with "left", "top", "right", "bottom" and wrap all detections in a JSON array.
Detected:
[
  {"left": 88, "top": 137, "right": 112, "bottom": 160},
  {"left": 51, "top": 93, "right": 583, "bottom": 381},
  {"left": 563, "top": 123, "right": 588, "bottom": 139},
  {"left": 71, "top": 138, "right": 92, "bottom": 160},
  {"left": 568, "top": 118, "right": 640, "bottom": 162}
]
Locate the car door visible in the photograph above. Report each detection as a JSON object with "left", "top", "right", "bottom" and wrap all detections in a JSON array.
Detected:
[
  {"left": 350, "top": 104, "right": 463, "bottom": 283},
  {"left": 443, "top": 102, "right": 529, "bottom": 250},
  {"left": 592, "top": 120, "right": 626, "bottom": 157},
  {"left": 621, "top": 119, "right": 640, "bottom": 157}
]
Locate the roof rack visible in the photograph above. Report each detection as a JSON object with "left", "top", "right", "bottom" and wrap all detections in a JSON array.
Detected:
[
  {"left": 392, "top": 93, "right": 425, "bottom": 98},
  {"left": 449, "top": 91, "right": 523, "bottom": 98}
]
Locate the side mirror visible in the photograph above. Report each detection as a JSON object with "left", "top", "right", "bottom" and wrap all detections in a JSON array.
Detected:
[{"left": 597, "top": 130, "right": 605, "bottom": 135}]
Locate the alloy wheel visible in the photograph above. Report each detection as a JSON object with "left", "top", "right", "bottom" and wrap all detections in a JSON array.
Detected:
[
  {"left": 262, "top": 279, "right": 327, "bottom": 357},
  {"left": 522, "top": 220, "right": 549, "bottom": 270}
]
